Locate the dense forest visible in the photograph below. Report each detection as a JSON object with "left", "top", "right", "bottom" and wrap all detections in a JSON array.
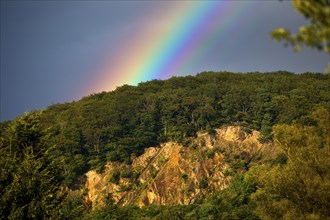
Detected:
[{"left": 1, "top": 71, "right": 329, "bottom": 219}]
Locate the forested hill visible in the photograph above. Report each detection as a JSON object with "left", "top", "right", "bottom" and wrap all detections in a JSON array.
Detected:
[
  {"left": 1, "top": 71, "right": 329, "bottom": 219},
  {"left": 39, "top": 71, "right": 328, "bottom": 174}
]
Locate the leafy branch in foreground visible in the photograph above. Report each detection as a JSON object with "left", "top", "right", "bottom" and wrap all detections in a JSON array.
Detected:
[{"left": 271, "top": 0, "right": 330, "bottom": 54}]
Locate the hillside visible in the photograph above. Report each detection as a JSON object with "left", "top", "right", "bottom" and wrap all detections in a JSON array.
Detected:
[
  {"left": 84, "top": 126, "right": 270, "bottom": 209},
  {"left": 1, "top": 71, "right": 329, "bottom": 219}
]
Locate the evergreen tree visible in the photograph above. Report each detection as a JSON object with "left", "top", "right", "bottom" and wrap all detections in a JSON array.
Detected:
[{"left": 0, "top": 112, "right": 63, "bottom": 219}]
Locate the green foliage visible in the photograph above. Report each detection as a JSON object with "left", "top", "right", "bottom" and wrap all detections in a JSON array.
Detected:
[
  {"left": 84, "top": 204, "right": 198, "bottom": 220},
  {"left": 36, "top": 71, "right": 329, "bottom": 174},
  {"left": 0, "top": 112, "right": 63, "bottom": 219},
  {"left": 150, "top": 166, "right": 159, "bottom": 179},
  {"left": 199, "top": 179, "right": 208, "bottom": 189},
  {"left": 121, "top": 167, "right": 133, "bottom": 179},
  {"left": 273, "top": 152, "right": 288, "bottom": 165},
  {"left": 109, "top": 170, "right": 121, "bottom": 184},
  {"left": 181, "top": 173, "right": 188, "bottom": 182},
  {"left": 61, "top": 190, "right": 87, "bottom": 219},
  {"left": 247, "top": 107, "right": 330, "bottom": 219},
  {"left": 271, "top": 0, "right": 330, "bottom": 54}
]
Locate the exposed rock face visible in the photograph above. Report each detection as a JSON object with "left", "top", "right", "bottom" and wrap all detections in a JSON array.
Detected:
[{"left": 84, "top": 126, "right": 270, "bottom": 209}]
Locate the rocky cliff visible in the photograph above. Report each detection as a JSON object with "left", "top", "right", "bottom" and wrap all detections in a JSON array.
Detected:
[{"left": 84, "top": 126, "right": 273, "bottom": 209}]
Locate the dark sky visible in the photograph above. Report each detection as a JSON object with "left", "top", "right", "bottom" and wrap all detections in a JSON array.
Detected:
[{"left": 1, "top": 1, "right": 329, "bottom": 122}]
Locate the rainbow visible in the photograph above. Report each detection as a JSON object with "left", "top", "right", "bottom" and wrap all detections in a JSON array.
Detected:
[{"left": 83, "top": 1, "right": 251, "bottom": 96}]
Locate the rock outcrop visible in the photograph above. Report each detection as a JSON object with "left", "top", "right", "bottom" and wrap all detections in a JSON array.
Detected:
[{"left": 84, "top": 126, "right": 272, "bottom": 209}]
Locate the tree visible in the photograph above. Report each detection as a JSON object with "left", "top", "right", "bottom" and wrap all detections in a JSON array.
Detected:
[
  {"left": 271, "top": 0, "right": 330, "bottom": 54},
  {"left": 247, "top": 108, "right": 330, "bottom": 219},
  {"left": 0, "top": 112, "right": 63, "bottom": 219}
]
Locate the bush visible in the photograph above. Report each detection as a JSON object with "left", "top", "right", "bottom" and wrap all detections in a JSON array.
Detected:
[{"left": 109, "top": 171, "right": 120, "bottom": 184}]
